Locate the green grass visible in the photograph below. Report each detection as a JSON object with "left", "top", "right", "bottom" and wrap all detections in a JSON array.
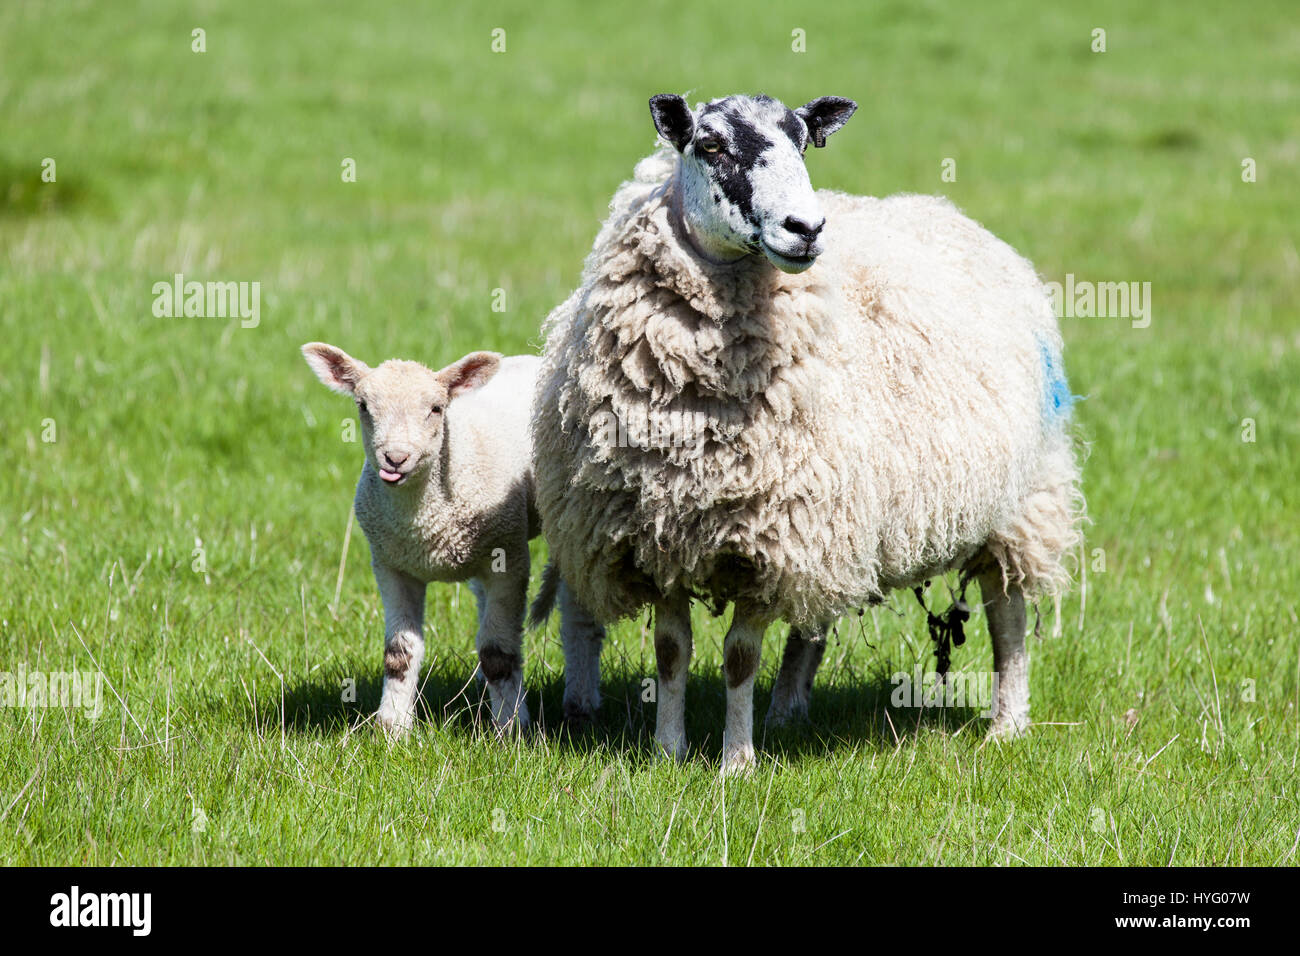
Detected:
[{"left": 1, "top": 0, "right": 1297, "bottom": 865}]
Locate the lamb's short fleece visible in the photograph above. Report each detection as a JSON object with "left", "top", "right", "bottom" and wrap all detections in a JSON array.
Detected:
[{"left": 305, "top": 345, "right": 605, "bottom": 736}]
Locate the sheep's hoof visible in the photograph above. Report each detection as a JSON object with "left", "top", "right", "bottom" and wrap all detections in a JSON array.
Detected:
[
  {"left": 765, "top": 699, "right": 810, "bottom": 728},
  {"left": 985, "top": 714, "right": 1030, "bottom": 742},
  {"left": 720, "top": 745, "right": 757, "bottom": 777}
]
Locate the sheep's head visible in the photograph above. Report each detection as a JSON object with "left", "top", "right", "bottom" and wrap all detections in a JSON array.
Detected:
[
  {"left": 649, "top": 92, "right": 857, "bottom": 274},
  {"left": 302, "top": 343, "right": 502, "bottom": 487}
]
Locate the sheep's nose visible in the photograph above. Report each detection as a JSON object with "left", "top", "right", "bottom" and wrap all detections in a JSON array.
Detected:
[
  {"left": 384, "top": 450, "right": 409, "bottom": 469},
  {"left": 783, "top": 215, "right": 825, "bottom": 239}
]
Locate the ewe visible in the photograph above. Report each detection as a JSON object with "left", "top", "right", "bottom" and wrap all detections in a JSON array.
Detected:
[
  {"left": 303, "top": 343, "right": 603, "bottom": 736},
  {"left": 532, "top": 93, "right": 1082, "bottom": 772}
]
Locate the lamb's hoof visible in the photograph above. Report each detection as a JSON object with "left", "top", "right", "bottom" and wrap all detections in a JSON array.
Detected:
[
  {"left": 376, "top": 711, "right": 413, "bottom": 740},
  {"left": 493, "top": 710, "right": 531, "bottom": 738},
  {"left": 985, "top": 714, "right": 1030, "bottom": 742},
  {"left": 720, "top": 745, "right": 757, "bottom": 777}
]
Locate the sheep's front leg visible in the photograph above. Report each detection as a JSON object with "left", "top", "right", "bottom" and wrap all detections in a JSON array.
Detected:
[
  {"left": 474, "top": 561, "right": 531, "bottom": 733},
  {"left": 652, "top": 592, "right": 692, "bottom": 760},
  {"left": 558, "top": 581, "right": 606, "bottom": 724},
  {"left": 978, "top": 570, "right": 1029, "bottom": 740},
  {"left": 766, "top": 621, "right": 829, "bottom": 726},
  {"left": 722, "top": 608, "right": 770, "bottom": 774},
  {"left": 372, "top": 562, "right": 426, "bottom": 737}
]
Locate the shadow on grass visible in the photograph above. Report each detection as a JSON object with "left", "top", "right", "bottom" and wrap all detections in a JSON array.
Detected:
[{"left": 256, "top": 653, "right": 992, "bottom": 764}]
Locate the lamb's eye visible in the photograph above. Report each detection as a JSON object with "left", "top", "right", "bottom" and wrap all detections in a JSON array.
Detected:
[
  {"left": 356, "top": 399, "right": 368, "bottom": 414},
  {"left": 697, "top": 137, "right": 722, "bottom": 154},
  {"left": 429, "top": 404, "right": 443, "bottom": 417}
]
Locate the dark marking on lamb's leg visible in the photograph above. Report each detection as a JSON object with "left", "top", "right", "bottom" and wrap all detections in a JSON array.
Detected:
[
  {"left": 478, "top": 646, "right": 520, "bottom": 684},
  {"left": 476, "top": 640, "right": 528, "bottom": 734},
  {"left": 372, "top": 563, "right": 426, "bottom": 738},
  {"left": 384, "top": 644, "right": 412, "bottom": 681},
  {"left": 766, "top": 622, "right": 829, "bottom": 726},
  {"left": 473, "top": 569, "right": 531, "bottom": 734}
]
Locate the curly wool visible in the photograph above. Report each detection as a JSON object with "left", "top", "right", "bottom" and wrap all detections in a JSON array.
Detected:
[{"left": 534, "top": 150, "right": 1082, "bottom": 627}]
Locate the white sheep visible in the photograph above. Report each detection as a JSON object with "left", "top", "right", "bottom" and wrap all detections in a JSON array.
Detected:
[
  {"left": 532, "top": 93, "right": 1083, "bottom": 772},
  {"left": 303, "top": 343, "right": 605, "bottom": 736}
]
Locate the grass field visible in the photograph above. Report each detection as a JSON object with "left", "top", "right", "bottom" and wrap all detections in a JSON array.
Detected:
[{"left": 1, "top": 0, "right": 1297, "bottom": 865}]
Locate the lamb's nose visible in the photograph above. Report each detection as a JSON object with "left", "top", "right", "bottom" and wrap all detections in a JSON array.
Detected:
[
  {"left": 783, "top": 215, "right": 825, "bottom": 239},
  {"left": 384, "top": 451, "right": 409, "bottom": 470}
]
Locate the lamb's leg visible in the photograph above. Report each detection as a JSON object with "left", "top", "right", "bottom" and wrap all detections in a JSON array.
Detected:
[
  {"left": 766, "top": 621, "right": 829, "bottom": 726},
  {"left": 558, "top": 580, "right": 605, "bottom": 724},
  {"left": 978, "top": 569, "right": 1030, "bottom": 740},
  {"left": 372, "top": 562, "right": 426, "bottom": 737},
  {"left": 722, "top": 608, "right": 769, "bottom": 775},
  {"left": 652, "top": 592, "right": 692, "bottom": 760},
  {"left": 474, "top": 559, "right": 531, "bottom": 733}
]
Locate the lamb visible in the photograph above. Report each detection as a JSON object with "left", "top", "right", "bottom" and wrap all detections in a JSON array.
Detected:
[
  {"left": 531, "top": 93, "right": 1083, "bottom": 773},
  {"left": 302, "top": 342, "right": 604, "bottom": 736}
]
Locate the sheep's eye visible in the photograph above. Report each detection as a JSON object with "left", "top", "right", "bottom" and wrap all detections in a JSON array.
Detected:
[
  {"left": 429, "top": 404, "right": 443, "bottom": 417},
  {"left": 356, "top": 399, "right": 368, "bottom": 414},
  {"left": 697, "top": 137, "right": 722, "bottom": 154}
]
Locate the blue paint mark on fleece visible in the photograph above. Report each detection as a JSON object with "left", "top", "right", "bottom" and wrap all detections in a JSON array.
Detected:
[{"left": 1038, "top": 337, "right": 1079, "bottom": 423}]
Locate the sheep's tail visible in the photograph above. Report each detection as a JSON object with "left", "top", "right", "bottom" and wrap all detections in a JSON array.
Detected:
[{"left": 527, "top": 558, "right": 562, "bottom": 630}]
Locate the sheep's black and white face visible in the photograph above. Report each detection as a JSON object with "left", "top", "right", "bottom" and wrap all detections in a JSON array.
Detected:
[{"left": 650, "top": 93, "right": 857, "bottom": 273}]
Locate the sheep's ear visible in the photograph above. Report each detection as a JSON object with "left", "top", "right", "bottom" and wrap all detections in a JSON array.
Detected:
[
  {"left": 302, "top": 342, "right": 369, "bottom": 396},
  {"left": 795, "top": 96, "right": 857, "bottom": 148},
  {"left": 649, "top": 94, "right": 695, "bottom": 152},
  {"left": 439, "top": 351, "right": 502, "bottom": 398}
]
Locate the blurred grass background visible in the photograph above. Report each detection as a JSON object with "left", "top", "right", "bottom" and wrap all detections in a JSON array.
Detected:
[{"left": 0, "top": 0, "right": 1296, "bottom": 864}]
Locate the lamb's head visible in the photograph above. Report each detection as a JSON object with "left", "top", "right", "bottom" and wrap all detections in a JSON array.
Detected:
[
  {"left": 649, "top": 92, "right": 857, "bottom": 274},
  {"left": 302, "top": 343, "right": 502, "bottom": 487}
]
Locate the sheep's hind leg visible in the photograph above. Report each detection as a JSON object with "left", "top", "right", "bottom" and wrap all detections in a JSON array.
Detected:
[
  {"left": 652, "top": 592, "right": 692, "bottom": 761},
  {"left": 978, "top": 570, "right": 1030, "bottom": 740},
  {"left": 558, "top": 581, "right": 605, "bottom": 725},
  {"left": 766, "top": 621, "right": 829, "bottom": 726},
  {"left": 474, "top": 566, "right": 531, "bottom": 734},
  {"left": 372, "top": 562, "right": 427, "bottom": 738},
  {"left": 722, "top": 608, "right": 770, "bottom": 775}
]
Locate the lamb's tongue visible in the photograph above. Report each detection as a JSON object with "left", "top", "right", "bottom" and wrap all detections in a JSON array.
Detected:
[{"left": 380, "top": 468, "right": 402, "bottom": 483}]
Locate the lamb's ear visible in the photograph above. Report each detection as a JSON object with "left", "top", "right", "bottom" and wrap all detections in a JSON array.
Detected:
[
  {"left": 439, "top": 351, "right": 502, "bottom": 399},
  {"left": 649, "top": 94, "right": 695, "bottom": 151},
  {"left": 795, "top": 96, "right": 858, "bottom": 148},
  {"left": 302, "top": 342, "right": 369, "bottom": 396}
]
